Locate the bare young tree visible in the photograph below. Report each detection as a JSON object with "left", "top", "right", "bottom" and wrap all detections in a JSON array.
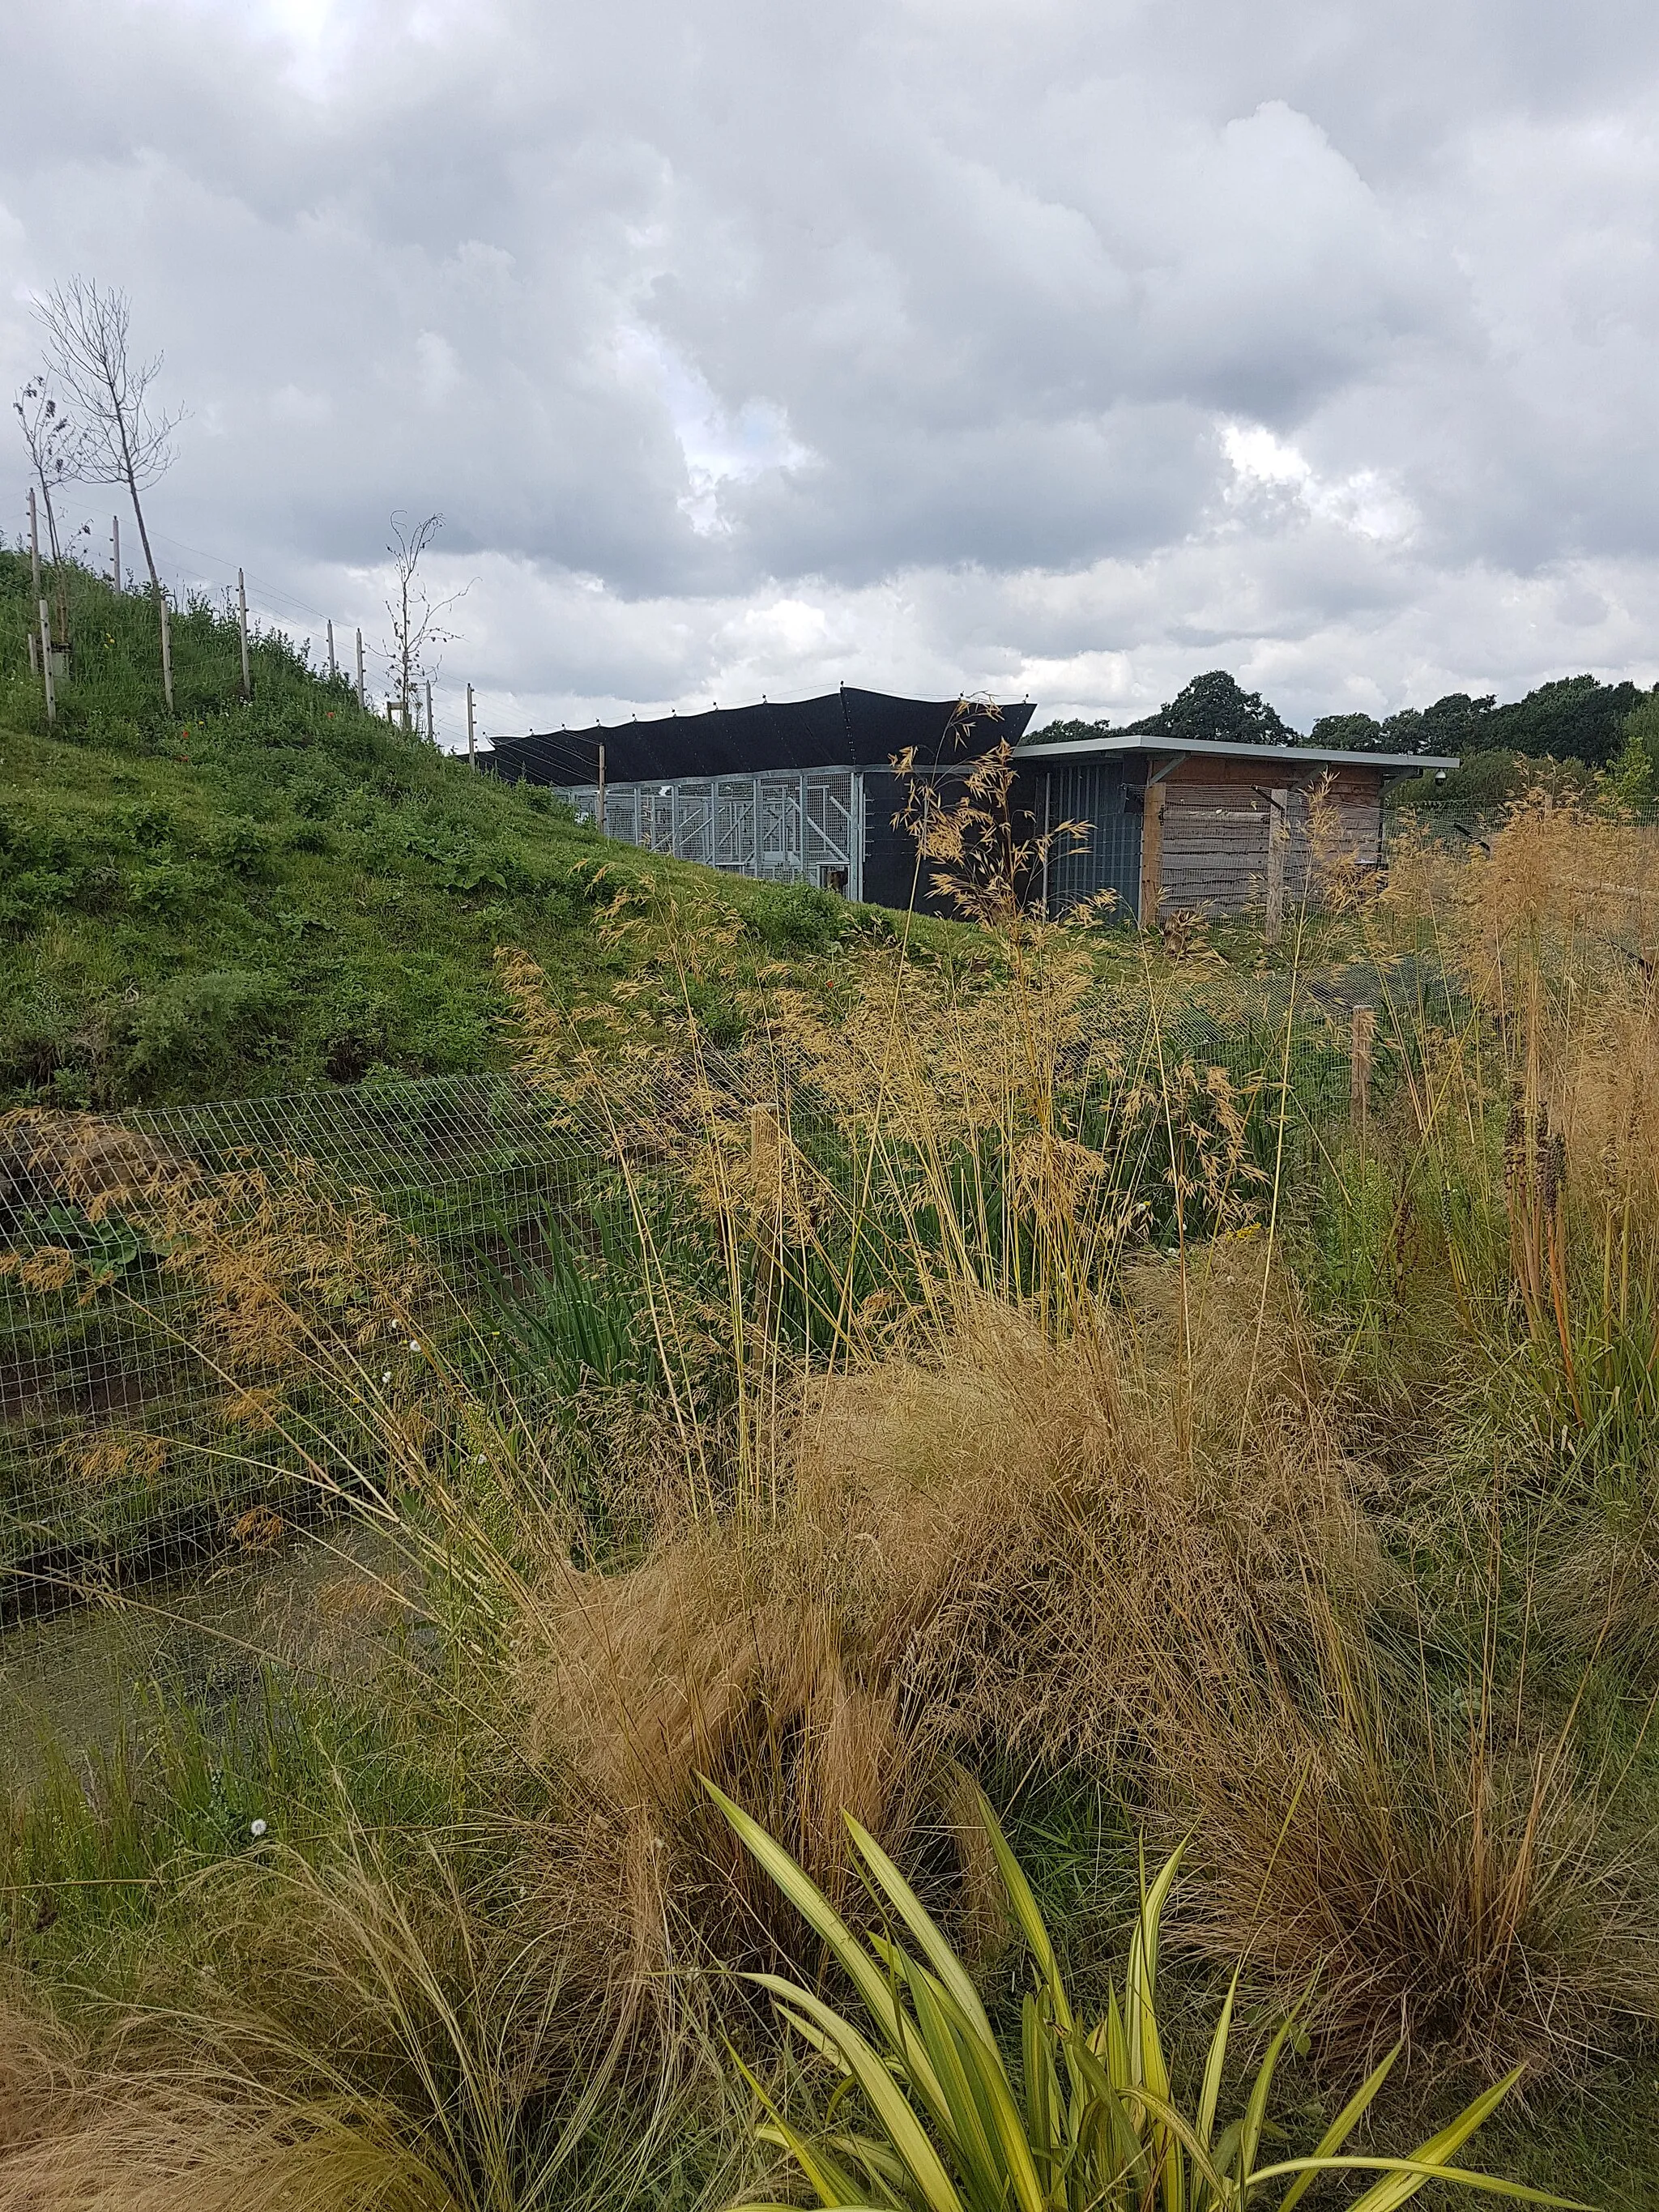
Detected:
[
  {"left": 36, "top": 278, "right": 183, "bottom": 612},
  {"left": 383, "top": 512, "right": 467, "bottom": 734},
  {"left": 14, "top": 373, "right": 94, "bottom": 655},
  {"left": 13, "top": 374, "right": 77, "bottom": 567}
]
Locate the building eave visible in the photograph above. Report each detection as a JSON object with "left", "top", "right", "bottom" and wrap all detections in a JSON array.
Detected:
[{"left": 1013, "top": 734, "right": 1460, "bottom": 774}]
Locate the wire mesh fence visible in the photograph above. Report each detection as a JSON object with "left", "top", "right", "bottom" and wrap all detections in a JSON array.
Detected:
[
  {"left": 1, "top": 992, "right": 1391, "bottom": 1652},
  {"left": 0, "top": 1080, "right": 608, "bottom": 1624}
]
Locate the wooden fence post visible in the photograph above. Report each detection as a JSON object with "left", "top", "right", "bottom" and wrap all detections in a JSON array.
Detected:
[
  {"left": 1350, "top": 1003, "right": 1375, "bottom": 1143},
  {"left": 237, "top": 569, "right": 252, "bottom": 701},
  {"left": 159, "top": 591, "right": 174, "bottom": 712},
  {"left": 38, "top": 599, "right": 55, "bottom": 724},
  {"left": 1138, "top": 779, "right": 1165, "bottom": 927},
  {"left": 466, "top": 681, "right": 476, "bottom": 767},
  {"left": 112, "top": 514, "right": 120, "bottom": 590},
  {"left": 425, "top": 677, "right": 434, "bottom": 746},
  {"left": 1265, "top": 788, "right": 1289, "bottom": 942},
  {"left": 326, "top": 620, "right": 336, "bottom": 680},
  {"left": 355, "top": 629, "right": 365, "bottom": 710},
  {"left": 28, "top": 488, "right": 41, "bottom": 607}
]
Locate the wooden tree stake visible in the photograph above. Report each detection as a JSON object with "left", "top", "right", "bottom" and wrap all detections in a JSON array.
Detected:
[
  {"left": 355, "top": 628, "right": 365, "bottom": 710},
  {"left": 237, "top": 568, "right": 252, "bottom": 701},
  {"left": 1350, "top": 1003, "right": 1375, "bottom": 1143},
  {"left": 112, "top": 514, "right": 121, "bottom": 590},
  {"left": 28, "top": 488, "right": 41, "bottom": 607},
  {"left": 38, "top": 598, "right": 55, "bottom": 723},
  {"left": 466, "top": 680, "right": 476, "bottom": 766},
  {"left": 160, "top": 591, "right": 174, "bottom": 712},
  {"left": 326, "top": 619, "right": 336, "bottom": 680}
]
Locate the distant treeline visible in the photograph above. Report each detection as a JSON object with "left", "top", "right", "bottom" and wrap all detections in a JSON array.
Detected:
[{"left": 1031, "top": 667, "right": 1657, "bottom": 770}]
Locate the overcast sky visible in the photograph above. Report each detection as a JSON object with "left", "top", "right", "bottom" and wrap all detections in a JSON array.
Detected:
[{"left": 5, "top": 0, "right": 1659, "bottom": 743}]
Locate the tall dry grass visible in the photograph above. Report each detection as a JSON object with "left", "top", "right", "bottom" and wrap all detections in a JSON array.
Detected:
[{"left": 10, "top": 764, "right": 1659, "bottom": 2208}]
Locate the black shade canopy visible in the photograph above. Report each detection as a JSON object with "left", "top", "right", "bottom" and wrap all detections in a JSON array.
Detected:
[{"left": 484, "top": 688, "right": 1035, "bottom": 785}]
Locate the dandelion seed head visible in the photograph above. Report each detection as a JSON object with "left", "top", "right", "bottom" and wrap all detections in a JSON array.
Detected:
[{"left": 249, "top": 1818, "right": 267, "bottom": 1839}]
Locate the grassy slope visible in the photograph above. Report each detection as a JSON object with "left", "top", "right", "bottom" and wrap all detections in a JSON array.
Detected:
[
  {"left": 0, "top": 548, "right": 940, "bottom": 1110},
  {"left": 19, "top": 552, "right": 1659, "bottom": 2205}
]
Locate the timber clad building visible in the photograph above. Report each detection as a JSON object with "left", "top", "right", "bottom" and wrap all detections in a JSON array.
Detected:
[
  {"left": 484, "top": 690, "right": 1454, "bottom": 924},
  {"left": 1024, "top": 732, "right": 1453, "bottom": 925}
]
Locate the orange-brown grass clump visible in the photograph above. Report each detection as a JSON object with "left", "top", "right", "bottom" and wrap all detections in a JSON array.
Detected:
[
  {"left": 1166, "top": 1619, "right": 1659, "bottom": 2081},
  {"left": 0, "top": 1814, "right": 732, "bottom": 2212},
  {"left": 493, "top": 1237, "right": 1379, "bottom": 2060}
]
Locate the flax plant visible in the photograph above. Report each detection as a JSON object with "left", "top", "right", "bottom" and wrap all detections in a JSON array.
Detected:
[{"left": 707, "top": 1782, "right": 1579, "bottom": 2212}]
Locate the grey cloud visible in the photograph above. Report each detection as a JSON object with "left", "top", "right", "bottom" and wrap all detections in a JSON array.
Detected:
[{"left": 3, "top": 0, "right": 1659, "bottom": 732}]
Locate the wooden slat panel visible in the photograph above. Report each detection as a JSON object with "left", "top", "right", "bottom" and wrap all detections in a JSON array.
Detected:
[{"left": 1152, "top": 760, "right": 1385, "bottom": 914}]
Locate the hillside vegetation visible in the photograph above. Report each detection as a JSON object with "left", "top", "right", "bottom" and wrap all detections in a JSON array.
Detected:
[
  {"left": 7, "top": 791, "right": 1659, "bottom": 2205},
  {"left": 0, "top": 549, "right": 906, "bottom": 1109}
]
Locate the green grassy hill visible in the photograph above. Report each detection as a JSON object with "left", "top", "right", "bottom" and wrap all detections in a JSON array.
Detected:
[{"left": 0, "top": 548, "right": 899, "bottom": 1110}]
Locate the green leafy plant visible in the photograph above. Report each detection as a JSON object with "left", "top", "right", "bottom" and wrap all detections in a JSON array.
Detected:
[{"left": 707, "top": 1780, "right": 1582, "bottom": 2212}]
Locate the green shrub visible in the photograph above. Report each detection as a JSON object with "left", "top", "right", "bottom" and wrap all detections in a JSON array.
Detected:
[
  {"left": 745, "top": 877, "right": 847, "bottom": 953},
  {"left": 124, "top": 968, "right": 291, "bottom": 1087},
  {"left": 0, "top": 817, "right": 80, "bottom": 926}
]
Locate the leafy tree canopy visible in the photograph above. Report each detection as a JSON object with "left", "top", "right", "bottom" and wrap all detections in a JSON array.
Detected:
[
  {"left": 1028, "top": 670, "right": 1656, "bottom": 768},
  {"left": 1126, "top": 668, "right": 1294, "bottom": 746},
  {"left": 1019, "top": 716, "right": 1111, "bottom": 748},
  {"left": 1307, "top": 711, "right": 1385, "bottom": 751}
]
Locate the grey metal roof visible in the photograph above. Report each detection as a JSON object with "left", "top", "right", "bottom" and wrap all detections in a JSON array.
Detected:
[{"left": 1013, "top": 733, "right": 1459, "bottom": 773}]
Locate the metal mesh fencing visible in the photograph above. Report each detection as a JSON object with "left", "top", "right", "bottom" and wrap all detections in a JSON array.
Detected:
[
  {"left": 1, "top": 998, "right": 1387, "bottom": 1643},
  {"left": 0, "top": 1078, "right": 615, "bottom": 1629}
]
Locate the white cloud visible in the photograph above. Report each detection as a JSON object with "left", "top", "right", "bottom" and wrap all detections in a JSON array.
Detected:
[{"left": 1222, "top": 422, "right": 1418, "bottom": 543}]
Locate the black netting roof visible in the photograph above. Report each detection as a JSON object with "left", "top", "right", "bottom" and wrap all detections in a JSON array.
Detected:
[{"left": 484, "top": 688, "right": 1036, "bottom": 786}]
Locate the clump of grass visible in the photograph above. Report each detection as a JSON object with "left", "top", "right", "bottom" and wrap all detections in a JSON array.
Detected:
[
  {"left": 0, "top": 1810, "right": 742, "bottom": 2212},
  {"left": 1166, "top": 1638, "right": 1659, "bottom": 2080}
]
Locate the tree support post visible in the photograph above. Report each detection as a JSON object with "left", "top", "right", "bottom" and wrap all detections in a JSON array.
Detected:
[
  {"left": 38, "top": 599, "right": 55, "bottom": 723},
  {"left": 237, "top": 569, "right": 252, "bottom": 700}
]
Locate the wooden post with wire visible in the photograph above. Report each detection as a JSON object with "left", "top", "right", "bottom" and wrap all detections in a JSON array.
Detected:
[
  {"left": 159, "top": 590, "right": 174, "bottom": 712},
  {"left": 425, "top": 677, "right": 434, "bottom": 746},
  {"left": 113, "top": 514, "right": 121, "bottom": 590},
  {"left": 28, "top": 488, "right": 41, "bottom": 609},
  {"left": 1350, "top": 1003, "right": 1375, "bottom": 1144},
  {"left": 326, "top": 620, "right": 336, "bottom": 680},
  {"left": 237, "top": 569, "right": 252, "bottom": 701},
  {"left": 466, "top": 681, "right": 476, "bottom": 767},
  {"left": 1138, "top": 781, "right": 1164, "bottom": 929},
  {"left": 1265, "top": 787, "right": 1289, "bottom": 943},
  {"left": 355, "top": 628, "right": 365, "bottom": 711},
  {"left": 38, "top": 599, "right": 55, "bottom": 723}
]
